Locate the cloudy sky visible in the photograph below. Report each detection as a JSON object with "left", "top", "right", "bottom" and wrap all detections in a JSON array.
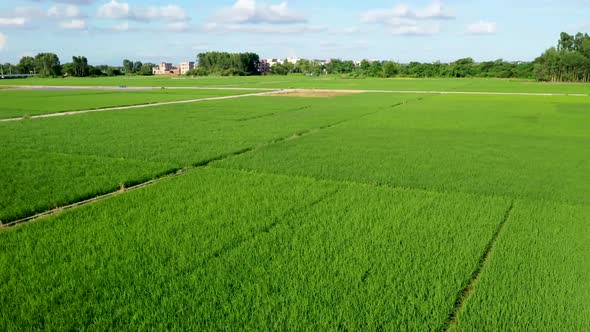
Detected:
[{"left": 0, "top": 0, "right": 589, "bottom": 65}]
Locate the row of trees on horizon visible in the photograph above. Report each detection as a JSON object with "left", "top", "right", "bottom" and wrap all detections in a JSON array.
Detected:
[{"left": 1, "top": 32, "right": 588, "bottom": 82}]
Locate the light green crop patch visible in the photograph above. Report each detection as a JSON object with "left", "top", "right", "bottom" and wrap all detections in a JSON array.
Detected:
[
  {"left": 0, "top": 167, "right": 510, "bottom": 330},
  {"left": 217, "top": 94, "right": 590, "bottom": 204},
  {"left": 454, "top": 201, "right": 590, "bottom": 331},
  {"left": 0, "top": 89, "right": 254, "bottom": 119},
  {"left": 0, "top": 93, "right": 410, "bottom": 223}
]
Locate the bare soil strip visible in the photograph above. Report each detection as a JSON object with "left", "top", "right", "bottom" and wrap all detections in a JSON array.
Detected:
[
  {"left": 0, "top": 90, "right": 284, "bottom": 122},
  {"left": 5, "top": 85, "right": 281, "bottom": 92},
  {"left": 442, "top": 201, "right": 515, "bottom": 332},
  {"left": 270, "top": 89, "right": 362, "bottom": 98},
  {"left": 5, "top": 85, "right": 588, "bottom": 96}
]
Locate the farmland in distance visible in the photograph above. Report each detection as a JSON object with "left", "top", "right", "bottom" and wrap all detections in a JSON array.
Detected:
[{"left": 0, "top": 77, "right": 588, "bottom": 330}]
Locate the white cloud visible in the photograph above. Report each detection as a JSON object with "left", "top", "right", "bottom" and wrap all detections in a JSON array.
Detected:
[
  {"left": 416, "top": 1, "right": 454, "bottom": 19},
  {"left": 328, "top": 26, "right": 362, "bottom": 35},
  {"left": 211, "top": 0, "right": 306, "bottom": 24},
  {"left": 204, "top": 22, "right": 323, "bottom": 34},
  {"left": 466, "top": 21, "right": 497, "bottom": 35},
  {"left": 0, "top": 33, "right": 6, "bottom": 50},
  {"left": 565, "top": 22, "right": 590, "bottom": 30},
  {"left": 391, "top": 22, "right": 441, "bottom": 35},
  {"left": 165, "top": 22, "right": 191, "bottom": 32},
  {"left": 110, "top": 22, "right": 129, "bottom": 31},
  {"left": 14, "top": 7, "right": 47, "bottom": 18},
  {"left": 31, "top": 0, "right": 95, "bottom": 4},
  {"left": 361, "top": 1, "right": 454, "bottom": 24},
  {"left": 48, "top": 5, "right": 84, "bottom": 18},
  {"left": 136, "top": 5, "right": 188, "bottom": 21},
  {"left": 97, "top": 1, "right": 189, "bottom": 21},
  {"left": 0, "top": 17, "right": 28, "bottom": 27},
  {"left": 361, "top": 1, "right": 452, "bottom": 35},
  {"left": 97, "top": 0, "right": 129, "bottom": 19},
  {"left": 59, "top": 18, "right": 86, "bottom": 29}
]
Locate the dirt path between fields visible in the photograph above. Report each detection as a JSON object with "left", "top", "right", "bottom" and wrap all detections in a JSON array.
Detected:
[
  {"left": 2, "top": 87, "right": 587, "bottom": 122},
  {"left": 5, "top": 85, "right": 280, "bottom": 91},
  {"left": 4, "top": 85, "right": 589, "bottom": 97}
]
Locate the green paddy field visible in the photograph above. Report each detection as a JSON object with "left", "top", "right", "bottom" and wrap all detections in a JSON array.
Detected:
[{"left": 0, "top": 77, "right": 588, "bottom": 330}]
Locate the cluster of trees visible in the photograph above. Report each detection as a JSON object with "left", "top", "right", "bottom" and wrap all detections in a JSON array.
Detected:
[
  {"left": 534, "top": 32, "right": 590, "bottom": 82},
  {"left": 122, "top": 59, "right": 155, "bottom": 76},
  {"left": 189, "top": 52, "right": 260, "bottom": 76}
]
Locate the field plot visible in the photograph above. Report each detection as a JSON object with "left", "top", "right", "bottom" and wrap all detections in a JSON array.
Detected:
[
  {"left": 454, "top": 202, "right": 590, "bottom": 331},
  {"left": 218, "top": 94, "right": 590, "bottom": 204},
  {"left": 0, "top": 167, "right": 511, "bottom": 330},
  {"left": 0, "top": 89, "right": 256, "bottom": 119},
  {"left": 0, "top": 92, "right": 416, "bottom": 222}
]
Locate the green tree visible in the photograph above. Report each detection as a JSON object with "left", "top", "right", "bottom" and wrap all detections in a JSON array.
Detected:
[
  {"left": 123, "top": 59, "right": 134, "bottom": 74},
  {"left": 368, "top": 61, "right": 383, "bottom": 77},
  {"left": 71, "top": 56, "right": 89, "bottom": 77},
  {"left": 133, "top": 61, "right": 143, "bottom": 73},
  {"left": 34, "top": 53, "right": 62, "bottom": 77},
  {"left": 139, "top": 63, "right": 154, "bottom": 76},
  {"left": 382, "top": 61, "right": 399, "bottom": 78},
  {"left": 17, "top": 56, "right": 36, "bottom": 74}
]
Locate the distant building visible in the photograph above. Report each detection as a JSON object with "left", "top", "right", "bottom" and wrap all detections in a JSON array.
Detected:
[
  {"left": 179, "top": 61, "right": 195, "bottom": 74},
  {"left": 152, "top": 62, "right": 173, "bottom": 75},
  {"left": 266, "top": 59, "right": 283, "bottom": 67},
  {"left": 286, "top": 57, "right": 300, "bottom": 64}
]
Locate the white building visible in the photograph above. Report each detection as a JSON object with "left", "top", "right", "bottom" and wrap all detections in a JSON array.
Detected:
[
  {"left": 286, "top": 57, "right": 300, "bottom": 65},
  {"left": 179, "top": 61, "right": 195, "bottom": 74},
  {"left": 266, "top": 59, "right": 283, "bottom": 67},
  {"left": 152, "top": 62, "right": 173, "bottom": 75}
]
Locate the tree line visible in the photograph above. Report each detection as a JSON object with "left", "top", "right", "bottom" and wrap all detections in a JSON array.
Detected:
[
  {"left": 188, "top": 52, "right": 261, "bottom": 76},
  {"left": 1, "top": 53, "right": 156, "bottom": 77},
  {"left": 1, "top": 32, "right": 588, "bottom": 82},
  {"left": 188, "top": 52, "right": 535, "bottom": 79},
  {"left": 266, "top": 58, "right": 535, "bottom": 79},
  {"left": 534, "top": 32, "right": 590, "bottom": 82}
]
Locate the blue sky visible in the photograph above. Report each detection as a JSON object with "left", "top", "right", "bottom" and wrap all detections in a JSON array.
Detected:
[{"left": 0, "top": 0, "right": 589, "bottom": 65}]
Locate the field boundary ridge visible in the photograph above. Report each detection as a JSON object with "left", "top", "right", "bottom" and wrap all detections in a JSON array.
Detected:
[{"left": 442, "top": 201, "right": 515, "bottom": 332}]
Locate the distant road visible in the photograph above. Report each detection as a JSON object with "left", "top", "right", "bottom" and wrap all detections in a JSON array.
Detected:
[{"left": 5, "top": 85, "right": 590, "bottom": 96}]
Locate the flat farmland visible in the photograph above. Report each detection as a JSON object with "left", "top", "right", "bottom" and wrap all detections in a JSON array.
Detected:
[
  {"left": 218, "top": 94, "right": 590, "bottom": 204},
  {"left": 1, "top": 78, "right": 589, "bottom": 330},
  {"left": 1, "top": 76, "right": 590, "bottom": 94},
  {"left": 0, "top": 88, "right": 258, "bottom": 119},
  {"left": 0, "top": 92, "right": 415, "bottom": 222}
]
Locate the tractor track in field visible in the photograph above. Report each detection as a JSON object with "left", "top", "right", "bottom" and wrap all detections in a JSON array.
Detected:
[
  {"left": 201, "top": 188, "right": 341, "bottom": 267},
  {"left": 441, "top": 201, "right": 515, "bottom": 332},
  {"left": 0, "top": 97, "right": 416, "bottom": 229}
]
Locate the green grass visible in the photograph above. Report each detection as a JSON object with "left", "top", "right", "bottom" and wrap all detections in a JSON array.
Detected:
[
  {"left": 0, "top": 167, "right": 511, "bottom": 330},
  {"left": 0, "top": 93, "right": 415, "bottom": 222},
  {"left": 0, "top": 147, "right": 174, "bottom": 222},
  {"left": 0, "top": 89, "right": 255, "bottom": 118},
  {"left": 217, "top": 94, "right": 590, "bottom": 204},
  {"left": 1, "top": 75, "right": 589, "bottom": 94},
  {"left": 454, "top": 201, "right": 590, "bottom": 331},
  {"left": 1, "top": 78, "right": 589, "bottom": 330}
]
